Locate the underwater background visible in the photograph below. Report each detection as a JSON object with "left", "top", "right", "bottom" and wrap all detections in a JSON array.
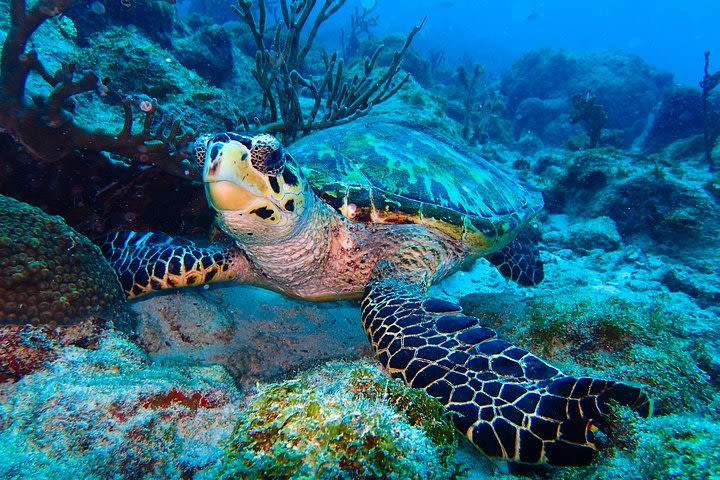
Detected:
[{"left": 0, "top": 0, "right": 719, "bottom": 478}]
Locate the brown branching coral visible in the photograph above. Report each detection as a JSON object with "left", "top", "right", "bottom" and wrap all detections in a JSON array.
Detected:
[
  {"left": 234, "top": 0, "right": 422, "bottom": 142},
  {"left": 341, "top": 4, "right": 379, "bottom": 59},
  {"left": 0, "top": 0, "right": 195, "bottom": 178},
  {"left": 570, "top": 91, "right": 608, "bottom": 148},
  {"left": 700, "top": 51, "right": 720, "bottom": 172},
  {"left": 456, "top": 62, "right": 503, "bottom": 144}
]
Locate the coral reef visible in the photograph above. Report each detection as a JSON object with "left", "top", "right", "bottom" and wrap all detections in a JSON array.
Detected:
[
  {"left": 500, "top": 49, "right": 672, "bottom": 147},
  {"left": 700, "top": 51, "right": 720, "bottom": 171},
  {"left": 233, "top": 0, "right": 422, "bottom": 141},
  {"left": 207, "top": 361, "right": 458, "bottom": 479},
  {"left": 0, "top": 318, "right": 103, "bottom": 383},
  {"left": 173, "top": 23, "right": 234, "bottom": 86},
  {"left": 0, "top": 194, "right": 130, "bottom": 328},
  {"left": 66, "top": 0, "right": 178, "bottom": 47},
  {"left": 507, "top": 292, "right": 709, "bottom": 414},
  {"left": 0, "top": 0, "right": 194, "bottom": 177},
  {"left": 540, "top": 148, "right": 720, "bottom": 264},
  {"left": 0, "top": 0, "right": 719, "bottom": 477},
  {"left": 0, "top": 332, "right": 242, "bottom": 478},
  {"left": 0, "top": 334, "right": 464, "bottom": 479},
  {"left": 643, "top": 86, "right": 706, "bottom": 151},
  {"left": 76, "top": 25, "right": 243, "bottom": 133}
]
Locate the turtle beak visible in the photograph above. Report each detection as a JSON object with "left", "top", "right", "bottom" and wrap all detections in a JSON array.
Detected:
[{"left": 203, "top": 141, "right": 261, "bottom": 211}]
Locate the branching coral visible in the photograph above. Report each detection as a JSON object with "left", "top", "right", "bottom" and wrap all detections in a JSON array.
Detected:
[
  {"left": 456, "top": 63, "right": 504, "bottom": 144},
  {"left": 233, "top": 0, "right": 423, "bottom": 142},
  {"left": 0, "top": 0, "right": 195, "bottom": 177},
  {"left": 570, "top": 91, "right": 608, "bottom": 148},
  {"left": 341, "top": 4, "right": 379, "bottom": 59},
  {"left": 700, "top": 51, "right": 720, "bottom": 172}
]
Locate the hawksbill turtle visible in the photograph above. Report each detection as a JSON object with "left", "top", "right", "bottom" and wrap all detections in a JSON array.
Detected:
[{"left": 101, "top": 121, "right": 650, "bottom": 466}]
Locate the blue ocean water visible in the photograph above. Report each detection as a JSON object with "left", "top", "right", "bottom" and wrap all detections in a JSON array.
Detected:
[
  {"left": 0, "top": 0, "right": 719, "bottom": 478},
  {"left": 318, "top": 0, "right": 720, "bottom": 86}
]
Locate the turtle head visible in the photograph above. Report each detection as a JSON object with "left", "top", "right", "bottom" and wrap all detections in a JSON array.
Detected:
[{"left": 198, "top": 132, "right": 310, "bottom": 242}]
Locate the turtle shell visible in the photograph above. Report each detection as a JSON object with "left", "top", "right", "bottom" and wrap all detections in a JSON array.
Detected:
[{"left": 289, "top": 121, "right": 543, "bottom": 253}]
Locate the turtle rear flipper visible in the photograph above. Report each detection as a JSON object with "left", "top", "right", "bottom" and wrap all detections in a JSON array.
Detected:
[
  {"left": 100, "top": 231, "right": 256, "bottom": 299},
  {"left": 487, "top": 239, "right": 544, "bottom": 286},
  {"left": 361, "top": 277, "right": 650, "bottom": 465}
]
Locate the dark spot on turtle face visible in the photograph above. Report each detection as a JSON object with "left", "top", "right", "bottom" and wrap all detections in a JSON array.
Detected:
[
  {"left": 284, "top": 199, "right": 295, "bottom": 212},
  {"left": 212, "top": 133, "right": 230, "bottom": 144},
  {"left": 250, "top": 206, "right": 275, "bottom": 219},
  {"left": 209, "top": 144, "right": 222, "bottom": 162},
  {"left": 268, "top": 176, "right": 280, "bottom": 194},
  {"left": 227, "top": 132, "right": 253, "bottom": 150},
  {"left": 282, "top": 167, "right": 298, "bottom": 186}
]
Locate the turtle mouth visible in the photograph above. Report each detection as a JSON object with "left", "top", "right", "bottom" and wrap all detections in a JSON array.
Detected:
[{"left": 205, "top": 180, "right": 263, "bottom": 211}]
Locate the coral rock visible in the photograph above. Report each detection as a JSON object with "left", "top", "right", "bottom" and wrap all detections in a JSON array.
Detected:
[
  {"left": 208, "top": 361, "right": 458, "bottom": 479},
  {"left": 0, "top": 195, "right": 130, "bottom": 330}
]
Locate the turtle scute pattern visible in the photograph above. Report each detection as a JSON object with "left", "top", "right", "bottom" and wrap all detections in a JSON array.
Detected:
[
  {"left": 100, "top": 230, "right": 237, "bottom": 299},
  {"left": 0, "top": 194, "right": 129, "bottom": 328},
  {"left": 361, "top": 278, "right": 651, "bottom": 465}
]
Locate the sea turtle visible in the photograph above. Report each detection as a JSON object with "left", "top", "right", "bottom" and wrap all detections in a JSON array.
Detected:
[{"left": 101, "top": 121, "right": 650, "bottom": 466}]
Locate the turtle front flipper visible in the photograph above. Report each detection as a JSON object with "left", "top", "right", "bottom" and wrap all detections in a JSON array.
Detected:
[
  {"left": 100, "top": 231, "right": 257, "bottom": 299},
  {"left": 487, "top": 239, "right": 544, "bottom": 287},
  {"left": 361, "top": 277, "right": 651, "bottom": 466}
]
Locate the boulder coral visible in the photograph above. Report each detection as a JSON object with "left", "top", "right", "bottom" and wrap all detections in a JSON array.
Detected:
[{"left": 0, "top": 194, "right": 130, "bottom": 329}]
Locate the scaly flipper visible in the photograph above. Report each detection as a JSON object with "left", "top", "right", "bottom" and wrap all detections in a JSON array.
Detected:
[
  {"left": 487, "top": 239, "right": 544, "bottom": 287},
  {"left": 361, "top": 276, "right": 650, "bottom": 465},
  {"left": 100, "top": 231, "right": 257, "bottom": 299}
]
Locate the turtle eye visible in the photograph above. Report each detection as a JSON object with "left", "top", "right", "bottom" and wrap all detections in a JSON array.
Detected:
[
  {"left": 264, "top": 146, "right": 285, "bottom": 173},
  {"left": 251, "top": 145, "right": 285, "bottom": 175}
]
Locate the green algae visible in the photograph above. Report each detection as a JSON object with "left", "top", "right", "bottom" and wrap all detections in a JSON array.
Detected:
[
  {"left": 508, "top": 292, "right": 711, "bottom": 414},
  {"left": 546, "top": 407, "right": 720, "bottom": 480},
  {"left": 207, "top": 361, "right": 459, "bottom": 480}
]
